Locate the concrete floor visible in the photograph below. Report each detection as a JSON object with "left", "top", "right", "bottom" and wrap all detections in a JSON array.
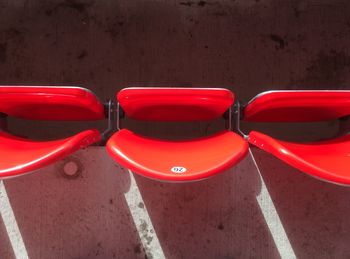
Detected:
[
  {"left": 1, "top": 148, "right": 350, "bottom": 259},
  {"left": 0, "top": 0, "right": 350, "bottom": 258}
]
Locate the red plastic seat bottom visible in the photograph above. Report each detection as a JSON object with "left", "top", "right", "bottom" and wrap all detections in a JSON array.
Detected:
[
  {"left": 0, "top": 129, "right": 101, "bottom": 178},
  {"left": 248, "top": 131, "right": 350, "bottom": 185},
  {"left": 106, "top": 129, "right": 249, "bottom": 182}
]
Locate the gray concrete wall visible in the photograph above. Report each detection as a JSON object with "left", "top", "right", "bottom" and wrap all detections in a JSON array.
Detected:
[
  {"left": 1, "top": 0, "right": 349, "bottom": 140},
  {"left": 0, "top": 0, "right": 350, "bottom": 258}
]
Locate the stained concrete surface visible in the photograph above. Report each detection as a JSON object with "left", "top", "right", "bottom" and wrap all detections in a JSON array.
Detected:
[
  {"left": 1, "top": 148, "right": 350, "bottom": 258},
  {"left": 0, "top": 0, "right": 350, "bottom": 258}
]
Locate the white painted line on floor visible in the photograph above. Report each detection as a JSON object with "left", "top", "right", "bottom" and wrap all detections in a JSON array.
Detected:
[
  {"left": 0, "top": 181, "right": 29, "bottom": 259},
  {"left": 249, "top": 149, "right": 297, "bottom": 259},
  {"left": 124, "top": 170, "right": 166, "bottom": 259}
]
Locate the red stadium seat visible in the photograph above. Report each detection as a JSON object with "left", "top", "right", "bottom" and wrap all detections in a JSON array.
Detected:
[
  {"left": 107, "top": 87, "right": 248, "bottom": 181},
  {"left": 0, "top": 86, "right": 105, "bottom": 178},
  {"left": 244, "top": 90, "right": 350, "bottom": 185}
]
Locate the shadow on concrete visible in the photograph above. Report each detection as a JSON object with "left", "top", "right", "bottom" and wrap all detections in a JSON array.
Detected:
[
  {"left": 1, "top": 147, "right": 349, "bottom": 259},
  {"left": 134, "top": 154, "right": 283, "bottom": 259},
  {"left": 0, "top": 147, "right": 290, "bottom": 259},
  {"left": 0, "top": 148, "right": 147, "bottom": 259},
  {"left": 252, "top": 148, "right": 350, "bottom": 259}
]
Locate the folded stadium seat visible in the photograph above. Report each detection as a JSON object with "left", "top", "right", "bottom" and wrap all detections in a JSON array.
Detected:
[
  {"left": 106, "top": 88, "right": 248, "bottom": 182},
  {"left": 244, "top": 90, "right": 350, "bottom": 185},
  {"left": 0, "top": 86, "right": 105, "bottom": 178}
]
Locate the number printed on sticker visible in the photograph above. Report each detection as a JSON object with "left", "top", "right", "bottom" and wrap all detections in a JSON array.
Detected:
[{"left": 171, "top": 166, "right": 187, "bottom": 174}]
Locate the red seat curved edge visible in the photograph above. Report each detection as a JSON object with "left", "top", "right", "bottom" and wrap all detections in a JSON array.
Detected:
[
  {"left": 106, "top": 129, "right": 248, "bottom": 182},
  {"left": 248, "top": 131, "right": 350, "bottom": 185},
  {"left": 0, "top": 129, "right": 101, "bottom": 179},
  {"left": 0, "top": 86, "right": 105, "bottom": 120},
  {"left": 117, "top": 87, "right": 234, "bottom": 121},
  {"left": 243, "top": 90, "right": 350, "bottom": 122}
]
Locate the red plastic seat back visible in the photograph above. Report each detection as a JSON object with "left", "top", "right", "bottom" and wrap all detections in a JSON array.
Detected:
[
  {"left": 0, "top": 86, "right": 105, "bottom": 120},
  {"left": 243, "top": 90, "right": 350, "bottom": 122},
  {"left": 117, "top": 87, "right": 234, "bottom": 121}
]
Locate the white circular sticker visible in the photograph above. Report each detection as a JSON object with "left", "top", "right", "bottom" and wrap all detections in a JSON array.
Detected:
[{"left": 171, "top": 166, "right": 187, "bottom": 174}]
